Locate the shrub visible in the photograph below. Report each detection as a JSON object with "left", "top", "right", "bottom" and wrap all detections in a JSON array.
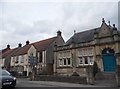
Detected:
[{"left": 93, "top": 61, "right": 98, "bottom": 77}]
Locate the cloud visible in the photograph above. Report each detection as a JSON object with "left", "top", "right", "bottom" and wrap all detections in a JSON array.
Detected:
[
  {"left": 1, "top": 0, "right": 119, "bottom": 2},
  {"left": 59, "top": 2, "right": 118, "bottom": 40},
  {"left": 0, "top": 1, "right": 118, "bottom": 49}
]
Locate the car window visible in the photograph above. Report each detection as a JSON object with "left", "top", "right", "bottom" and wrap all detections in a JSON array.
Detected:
[{"left": 0, "top": 70, "right": 11, "bottom": 76}]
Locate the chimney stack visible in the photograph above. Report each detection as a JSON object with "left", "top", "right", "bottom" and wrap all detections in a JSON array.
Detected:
[
  {"left": 102, "top": 18, "right": 105, "bottom": 23},
  {"left": 113, "top": 24, "right": 117, "bottom": 31},
  {"left": 26, "top": 40, "right": 30, "bottom": 45},
  {"left": 57, "top": 30, "right": 61, "bottom": 36},
  {"left": 18, "top": 43, "right": 22, "bottom": 47},
  {"left": 108, "top": 21, "right": 110, "bottom": 26},
  {"left": 7, "top": 44, "right": 10, "bottom": 49}
]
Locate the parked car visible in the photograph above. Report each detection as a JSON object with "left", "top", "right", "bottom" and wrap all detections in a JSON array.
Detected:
[{"left": 0, "top": 69, "right": 16, "bottom": 88}]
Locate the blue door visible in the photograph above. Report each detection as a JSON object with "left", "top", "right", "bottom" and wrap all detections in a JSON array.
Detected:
[{"left": 103, "top": 54, "right": 116, "bottom": 72}]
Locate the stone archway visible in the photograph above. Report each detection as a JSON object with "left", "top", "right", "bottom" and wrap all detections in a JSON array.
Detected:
[{"left": 102, "top": 48, "right": 116, "bottom": 72}]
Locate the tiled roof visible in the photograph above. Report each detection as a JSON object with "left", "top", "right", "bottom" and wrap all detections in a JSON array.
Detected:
[
  {"left": 0, "top": 47, "right": 20, "bottom": 58},
  {"left": 10, "top": 47, "right": 22, "bottom": 57},
  {"left": 0, "top": 48, "right": 10, "bottom": 58},
  {"left": 1, "top": 48, "right": 10, "bottom": 55},
  {"left": 12, "top": 36, "right": 57, "bottom": 56},
  {"left": 12, "top": 44, "right": 31, "bottom": 56},
  {"left": 32, "top": 37, "right": 57, "bottom": 52},
  {"left": 2, "top": 49, "right": 14, "bottom": 58}
]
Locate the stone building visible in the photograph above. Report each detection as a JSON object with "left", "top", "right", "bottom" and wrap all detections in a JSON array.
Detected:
[
  {"left": 0, "top": 44, "right": 11, "bottom": 69},
  {"left": 10, "top": 31, "right": 65, "bottom": 76},
  {"left": 54, "top": 18, "right": 120, "bottom": 80}
]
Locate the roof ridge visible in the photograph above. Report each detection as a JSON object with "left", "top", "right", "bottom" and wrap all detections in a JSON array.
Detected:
[
  {"left": 2, "top": 48, "right": 17, "bottom": 57},
  {"left": 65, "top": 27, "right": 100, "bottom": 45},
  {"left": 75, "top": 27, "right": 100, "bottom": 35},
  {"left": 11, "top": 36, "right": 57, "bottom": 56},
  {"left": 31, "top": 36, "right": 57, "bottom": 45}
]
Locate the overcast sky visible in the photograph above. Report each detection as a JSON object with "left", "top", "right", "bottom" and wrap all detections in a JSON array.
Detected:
[{"left": 0, "top": 0, "right": 119, "bottom": 49}]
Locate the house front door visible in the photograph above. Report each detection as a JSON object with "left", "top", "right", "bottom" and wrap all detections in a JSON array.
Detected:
[
  {"left": 103, "top": 54, "right": 116, "bottom": 72},
  {"left": 102, "top": 48, "right": 116, "bottom": 72}
]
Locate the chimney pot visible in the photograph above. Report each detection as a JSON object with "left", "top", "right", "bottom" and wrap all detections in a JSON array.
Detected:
[
  {"left": 7, "top": 44, "right": 10, "bottom": 49},
  {"left": 113, "top": 24, "right": 115, "bottom": 27},
  {"left": 18, "top": 43, "right": 22, "bottom": 47},
  {"left": 26, "top": 40, "right": 30, "bottom": 45},
  {"left": 113, "top": 24, "right": 117, "bottom": 31},
  {"left": 102, "top": 18, "right": 105, "bottom": 23},
  {"left": 108, "top": 21, "right": 110, "bottom": 25},
  {"left": 57, "top": 30, "right": 61, "bottom": 36}
]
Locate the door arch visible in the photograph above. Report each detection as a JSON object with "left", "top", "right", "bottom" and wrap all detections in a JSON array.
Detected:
[{"left": 102, "top": 48, "right": 116, "bottom": 72}]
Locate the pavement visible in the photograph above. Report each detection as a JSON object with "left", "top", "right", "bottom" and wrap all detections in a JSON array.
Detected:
[
  {"left": 17, "top": 78, "right": 118, "bottom": 87},
  {"left": 95, "top": 80, "right": 117, "bottom": 87}
]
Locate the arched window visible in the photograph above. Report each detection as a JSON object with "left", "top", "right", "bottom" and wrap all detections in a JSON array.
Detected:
[{"left": 102, "top": 47, "right": 114, "bottom": 54}]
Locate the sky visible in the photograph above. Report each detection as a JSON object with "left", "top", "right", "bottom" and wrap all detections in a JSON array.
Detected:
[{"left": 0, "top": 0, "right": 119, "bottom": 49}]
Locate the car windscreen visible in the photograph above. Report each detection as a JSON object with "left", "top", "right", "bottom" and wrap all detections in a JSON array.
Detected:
[{"left": 0, "top": 70, "right": 11, "bottom": 76}]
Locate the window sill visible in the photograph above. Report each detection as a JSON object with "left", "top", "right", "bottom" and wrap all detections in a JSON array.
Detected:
[
  {"left": 76, "top": 64, "right": 93, "bottom": 68},
  {"left": 57, "top": 66, "right": 72, "bottom": 68}
]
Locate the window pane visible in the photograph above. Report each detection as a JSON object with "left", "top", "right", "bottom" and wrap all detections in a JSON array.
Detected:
[
  {"left": 84, "top": 57, "right": 88, "bottom": 64},
  {"left": 79, "top": 57, "right": 83, "bottom": 64},
  {"left": 67, "top": 58, "right": 70, "bottom": 65},
  {"left": 39, "top": 52, "right": 42, "bottom": 63},
  {"left": 59, "top": 59, "right": 63, "bottom": 66},
  {"left": 64, "top": 59, "right": 66, "bottom": 65},
  {"left": 89, "top": 57, "right": 93, "bottom": 65},
  {"left": 15, "top": 57, "right": 19, "bottom": 63}
]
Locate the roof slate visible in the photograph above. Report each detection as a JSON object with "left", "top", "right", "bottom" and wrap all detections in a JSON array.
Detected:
[
  {"left": 12, "top": 44, "right": 31, "bottom": 56},
  {"left": 65, "top": 23, "right": 120, "bottom": 46},
  {"left": 65, "top": 28, "right": 100, "bottom": 45}
]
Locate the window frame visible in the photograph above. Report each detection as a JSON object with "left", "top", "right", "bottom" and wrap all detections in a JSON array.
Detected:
[
  {"left": 67, "top": 58, "right": 71, "bottom": 66},
  {"left": 21, "top": 55, "right": 24, "bottom": 63},
  {"left": 59, "top": 59, "right": 63, "bottom": 66}
]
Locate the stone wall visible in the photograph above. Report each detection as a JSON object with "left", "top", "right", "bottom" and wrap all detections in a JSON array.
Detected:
[
  {"left": 76, "top": 67, "right": 87, "bottom": 76},
  {"left": 56, "top": 67, "right": 88, "bottom": 77},
  {"left": 56, "top": 68, "right": 73, "bottom": 75},
  {"left": 35, "top": 75, "right": 87, "bottom": 84}
]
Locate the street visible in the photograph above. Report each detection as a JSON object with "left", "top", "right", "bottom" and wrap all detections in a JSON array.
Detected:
[{"left": 14, "top": 78, "right": 119, "bottom": 89}]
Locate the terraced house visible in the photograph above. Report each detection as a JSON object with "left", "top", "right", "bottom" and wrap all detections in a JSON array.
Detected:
[
  {"left": 0, "top": 45, "right": 11, "bottom": 69},
  {"left": 1, "top": 31, "right": 64, "bottom": 76},
  {"left": 54, "top": 18, "right": 120, "bottom": 80}
]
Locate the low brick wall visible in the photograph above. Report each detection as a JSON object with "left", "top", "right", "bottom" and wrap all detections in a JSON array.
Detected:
[{"left": 35, "top": 75, "right": 87, "bottom": 84}]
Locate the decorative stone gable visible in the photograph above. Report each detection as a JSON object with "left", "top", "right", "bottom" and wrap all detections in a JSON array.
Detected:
[
  {"left": 98, "top": 18, "right": 112, "bottom": 38},
  {"left": 28, "top": 45, "right": 37, "bottom": 57}
]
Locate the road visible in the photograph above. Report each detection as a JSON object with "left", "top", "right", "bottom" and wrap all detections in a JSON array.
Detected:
[
  {"left": 15, "top": 78, "right": 119, "bottom": 89},
  {"left": 16, "top": 78, "right": 94, "bottom": 87}
]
